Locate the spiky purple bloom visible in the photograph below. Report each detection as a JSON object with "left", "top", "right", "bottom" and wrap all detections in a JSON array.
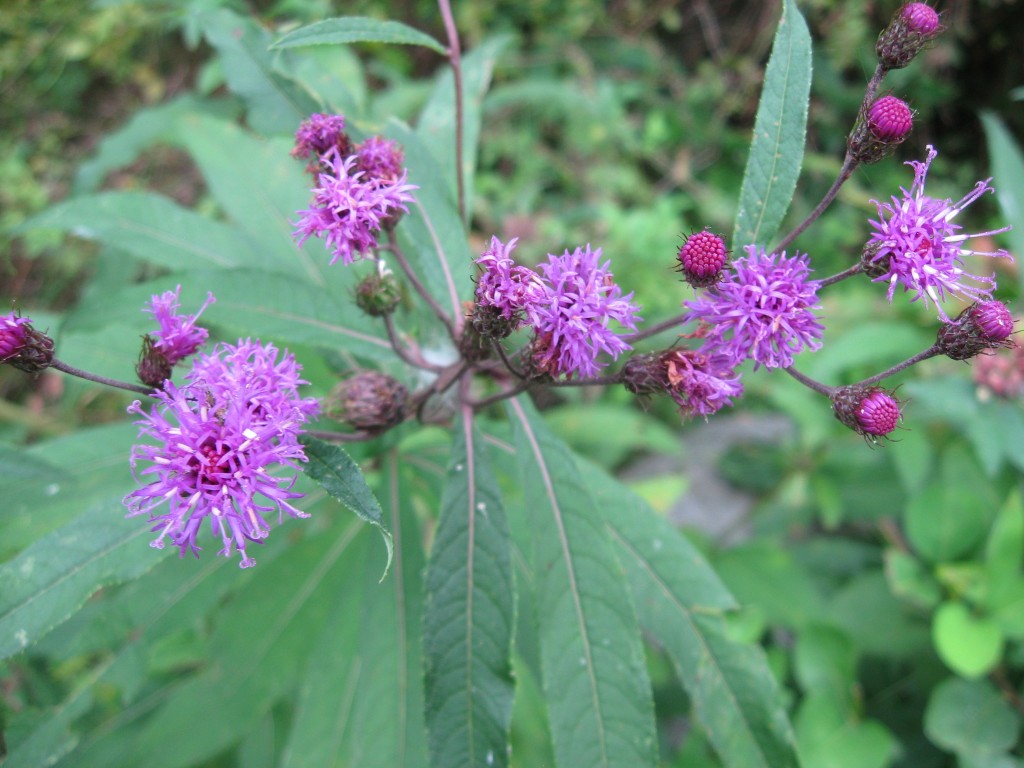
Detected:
[
  {"left": 293, "top": 150, "right": 417, "bottom": 266},
  {"left": 474, "top": 237, "right": 543, "bottom": 323},
  {"left": 124, "top": 339, "right": 319, "bottom": 568},
  {"left": 0, "top": 312, "right": 31, "bottom": 362},
  {"left": 865, "top": 146, "right": 1013, "bottom": 321},
  {"left": 356, "top": 137, "right": 405, "bottom": 183},
  {"left": 525, "top": 245, "right": 641, "bottom": 379},
  {"left": 292, "top": 113, "right": 349, "bottom": 160},
  {"left": 663, "top": 348, "right": 744, "bottom": 419},
  {"left": 145, "top": 286, "right": 215, "bottom": 365},
  {"left": 682, "top": 246, "right": 823, "bottom": 370}
]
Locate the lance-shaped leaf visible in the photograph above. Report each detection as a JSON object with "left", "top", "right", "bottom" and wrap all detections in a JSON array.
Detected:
[
  {"left": 733, "top": 0, "right": 812, "bottom": 249},
  {"left": 299, "top": 435, "right": 394, "bottom": 577},
  {"left": 423, "top": 411, "right": 515, "bottom": 768},
  {"left": 507, "top": 398, "right": 657, "bottom": 768},
  {"left": 271, "top": 17, "right": 446, "bottom": 55},
  {"left": 582, "top": 461, "right": 802, "bottom": 768}
]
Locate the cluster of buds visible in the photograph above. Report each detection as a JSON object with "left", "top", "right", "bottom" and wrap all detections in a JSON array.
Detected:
[
  {"left": 876, "top": 2, "right": 943, "bottom": 71},
  {"left": 0, "top": 312, "right": 53, "bottom": 375},
  {"left": 325, "top": 370, "right": 408, "bottom": 432}
]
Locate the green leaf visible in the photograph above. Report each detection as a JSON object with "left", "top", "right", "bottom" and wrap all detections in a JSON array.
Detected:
[
  {"left": 0, "top": 499, "right": 162, "bottom": 662},
  {"left": 507, "top": 398, "right": 657, "bottom": 768},
  {"left": 582, "top": 464, "right": 800, "bottom": 768},
  {"left": 21, "top": 192, "right": 253, "bottom": 272},
  {"left": 732, "top": 0, "right": 812, "bottom": 248},
  {"left": 980, "top": 113, "right": 1024, "bottom": 295},
  {"left": 932, "top": 601, "right": 1003, "bottom": 679},
  {"left": 884, "top": 549, "right": 941, "bottom": 610},
  {"left": 271, "top": 17, "right": 446, "bottom": 54},
  {"left": 299, "top": 435, "right": 393, "bottom": 577},
  {"left": 199, "top": 8, "right": 318, "bottom": 135},
  {"left": 417, "top": 36, "right": 512, "bottom": 219},
  {"left": 986, "top": 491, "right": 1024, "bottom": 592},
  {"left": 925, "top": 677, "right": 1019, "bottom": 755},
  {"left": 423, "top": 413, "right": 516, "bottom": 768},
  {"left": 905, "top": 461, "right": 993, "bottom": 563},
  {"left": 794, "top": 625, "right": 856, "bottom": 709},
  {"left": 795, "top": 693, "right": 898, "bottom": 768}
]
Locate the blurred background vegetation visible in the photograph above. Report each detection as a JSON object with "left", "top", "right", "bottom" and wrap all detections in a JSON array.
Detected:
[{"left": 3, "top": 1, "right": 1024, "bottom": 766}]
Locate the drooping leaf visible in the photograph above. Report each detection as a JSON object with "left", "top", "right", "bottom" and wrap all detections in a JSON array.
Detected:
[
  {"left": 199, "top": 8, "right": 318, "bottom": 135},
  {"left": 299, "top": 435, "right": 394, "bottom": 577},
  {"left": 581, "top": 461, "right": 801, "bottom": 768},
  {"left": 507, "top": 398, "right": 657, "bottom": 768},
  {"left": 417, "top": 36, "right": 512, "bottom": 220},
  {"left": 423, "top": 411, "right": 515, "bottom": 768},
  {"left": 980, "top": 112, "right": 1024, "bottom": 295},
  {"left": 271, "top": 17, "right": 446, "bottom": 55},
  {"left": 732, "top": 0, "right": 812, "bottom": 248}
]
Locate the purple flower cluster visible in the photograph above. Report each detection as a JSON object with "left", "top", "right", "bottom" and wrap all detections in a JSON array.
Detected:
[
  {"left": 145, "top": 286, "right": 215, "bottom": 365},
  {"left": 124, "top": 339, "right": 319, "bottom": 568},
  {"left": 292, "top": 113, "right": 349, "bottom": 161},
  {"left": 294, "top": 149, "right": 417, "bottom": 266},
  {"left": 682, "top": 246, "right": 824, "bottom": 370},
  {"left": 475, "top": 238, "right": 640, "bottom": 378},
  {"left": 866, "top": 145, "right": 1012, "bottom": 321},
  {"left": 662, "top": 348, "right": 744, "bottom": 419}
]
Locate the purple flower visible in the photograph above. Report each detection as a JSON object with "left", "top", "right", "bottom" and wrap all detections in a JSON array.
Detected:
[
  {"left": 526, "top": 245, "right": 641, "bottom": 379},
  {"left": 474, "top": 237, "right": 543, "bottom": 323},
  {"left": 866, "top": 145, "right": 1013, "bottom": 321},
  {"left": 293, "top": 113, "right": 349, "bottom": 160},
  {"left": 293, "top": 150, "right": 417, "bottom": 266},
  {"left": 682, "top": 246, "right": 824, "bottom": 370},
  {"left": 145, "top": 286, "right": 215, "bottom": 365},
  {"left": 0, "top": 312, "right": 31, "bottom": 362},
  {"left": 662, "top": 348, "right": 744, "bottom": 419},
  {"left": 124, "top": 339, "right": 319, "bottom": 568},
  {"left": 356, "top": 136, "right": 405, "bottom": 183}
]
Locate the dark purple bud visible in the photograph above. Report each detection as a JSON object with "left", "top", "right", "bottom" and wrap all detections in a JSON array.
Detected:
[
  {"left": 832, "top": 385, "right": 902, "bottom": 441},
  {"left": 1, "top": 312, "right": 54, "bottom": 374},
  {"left": 677, "top": 230, "right": 728, "bottom": 288},
  {"left": 0, "top": 312, "right": 31, "bottom": 362},
  {"left": 355, "top": 268, "right": 402, "bottom": 317},
  {"left": 876, "top": 2, "right": 943, "bottom": 70},
  {"left": 936, "top": 300, "right": 1016, "bottom": 360},
  {"left": 849, "top": 95, "right": 914, "bottom": 164},
  {"left": 326, "top": 371, "right": 408, "bottom": 431},
  {"left": 622, "top": 352, "right": 665, "bottom": 396},
  {"left": 292, "top": 113, "right": 350, "bottom": 165}
]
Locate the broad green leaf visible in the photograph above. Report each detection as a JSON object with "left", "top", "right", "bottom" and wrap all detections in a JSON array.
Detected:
[
  {"left": 508, "top": 398, "right": 657, "bottom": 768},
  {"left": 925, "top": 677, "right": 1019, "bottom": 755},
  {"left": 795, "top": 693, "right": 898, "bottom": 768},
  {"left": 177, "top": 114, "right": 327, "bottom": 285},
  {"left": 932, "top": 601, "right": 1003, "bottom": 679},
  {"left": 418, "top": 36, "right": 512, "bottom": 220},
  {"left": 21, "top": 191, "right": 254, "bottom": 271},
  {"left": 299, "top": 435, "right": 393, "bottom": 577},
  {"left": 794, "top": 625, "right": 856, "bottom": 708},
  {"left": 387, "top": 120, "right": 474, "bottom": 323},
  {"left": 883, "top": 549, "right": 941, "bottom": 610},
  {"left": 0, "top": 499, "right": 161, "bottom": 661},
  {"left": 581, "top": 462, "right": 799, "bottom": 768},
  {"left": 986, "top": 491, "right": 1024, "bottom": 595},
  {"left": 423, "top": 412, "right": 515, "bottom": 768},
  {"left": 278, "top": 45, "right": 367, "bottom": 118},
  {"left": 271, "top": 17, "right": 446, "bottom": 55},
  {"left": 199, "top": 8, "right": 318, "bottom": 135},
  {"left": 980, "top": 113, "right": 1024, "bottom": 294},
  {"left": 905, "top": 469, "right": 993, "bottom": 564},
  {"left": 72, "top": 94, "right": 240, "bottom": 194},
  {"left": 732, "top": 0, "right": 812, "bottom": 248},
  {"left": 827, "top": 571, "right": 931, "bottom": 658}
]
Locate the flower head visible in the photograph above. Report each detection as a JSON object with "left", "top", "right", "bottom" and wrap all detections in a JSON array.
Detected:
[
  {"left": 0, "top": 312, "right": 32, "bottom": 362},
  {"left": 936, "top": 300, "right": 1016, "bottom": 360},
  {"left": 832, "top": 385, "right": 902, "bottom": 441},
  {"left": 124, "top": 339, "right": 319, "bottom": 568},
  {"left": 864, "top": 146, "right": 1013, "bottom": 321},
  {"left": 902, "top": 3, "right": 940, "bottom": 35},
  {"left": 868, "top": 95, "right": 913, "bottom": 141},
  {"left": 0, "top": 312, "right": 53, "bottom": 374},
  {"left": 325, "top": 370, "right": 407, "bottom": 431},
  {"left": 293, "top": 150, "right": 417, "bottom": 266},
  {"left": 356, "top": 137, "right": 405, "bottom": 183},
  {"left": 625, "top": 348, "right": 743, "bottom": 419},
  {"left": 525, "top": 245, "right": 641, "bottom": 379},
  {"left": 677, "top": 229, "right": 728, "bottom": 288},
  {"left": 144, "top": 286, "right": 215, "bottom": 365},
  {"left": 682, "top": 247, "right": 823, "bottom": 370},
  {"left": 293, "top": 113, "right": 349, "bottom": 161},
  {"left": 877, "top": 2, "right": 943, "bottom": 70},
  {"left": 474, "top": 237, "right": 543, "bottom": 325}
]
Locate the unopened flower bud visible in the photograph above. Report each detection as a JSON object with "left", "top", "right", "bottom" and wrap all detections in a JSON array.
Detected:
[
  {"left": 860, "top": 241, "right": 889, "bottom": 279},
  {"left": 325, "top": 371, "right": 407, "bottom": 431},
  {"left": 876, "top": 3, "right": 942, "bottom": 70},
  {"left": 832, "top": 385, "right": 902, "bottom": 440},
  {"left": 355, "top": 268, "right": 402, "bottom": 317},
  {"left": 1, "top": 312, "right": 54, "bottom": 374},
  {"left": 292, "top": 113, "right": 350, "bottom": 163},
  {"left": 936, "top": 301, "right": 1016, "bottom": 360},
  {"left": 677, "top": 230, "right": 728, "bottom": 288},
  {"left": 136, "top": 335, "right": 174, "bottom": 387},
  {"left": 848, "top": 96, "right": 914, "bottom": 164},
  {"left": 622, "top": 352, "right": 665, "bottom": 396}
]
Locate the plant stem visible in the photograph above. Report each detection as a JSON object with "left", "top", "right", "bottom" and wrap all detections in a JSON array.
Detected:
[
  {"left": 469, "top": 381, "right": 531, "bottom": 410},
  {"left": 773, "top": 154, "right": 856, "bottom": 255},
  {"left": 384, "top": 314, "right": 443, "bottom": 371},
  {"left": 630, "top": 313, "right": 687, "bottom": 344},
  {"left": 818, "top": 263, "right": 863, "bottom": 288},
  {"left": 383, "top": 231, "right": 458, "bottom": 343},
  {"left": 548, "top": 373, "right": 624, "bottom": 388},
  {"left": 783, "top": 366, "right": 834, "bottom": 397},
  {"left": 853, "top": 345, "right": 940, "bottom": 388},
  {"left": 438, "top": 0, "right": 466, "bottom": 224},
  {"left": 51, "top": 358, "right": 155, "bottom": 397}
]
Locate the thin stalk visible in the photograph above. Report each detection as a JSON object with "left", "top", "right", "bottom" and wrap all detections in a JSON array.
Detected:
[
  {"left": 51, "top": 358, "right": 155, "bottom": 397},
  {"left": 469, "top": 381, "right": 531, "bottom": 410},
  {"left": 818, "top": 263, "right": 863, "bottom": 288},
  {"left": 773, "top": 154, "right": 856, "bottom": 255},
  {"left": 783, "top": 366, "right": 834, "bottom": 397},
  {"left": 548, "top": 373, "right": 624, "bottom": 388},
  {"left": 630, "top": 313, "right": 687, "bottom": 344},
  {"left": 384, "top": 314, "right": 443, "bottom": 372},
  {"left": 438, "top": 0, "right": 466, "bottom": 224},
  {"left": 383, "top": 231, "right": 458, "bottom": 342},
  {"left": 853, "top": 345, "right": 940, "bottom": 388}
]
